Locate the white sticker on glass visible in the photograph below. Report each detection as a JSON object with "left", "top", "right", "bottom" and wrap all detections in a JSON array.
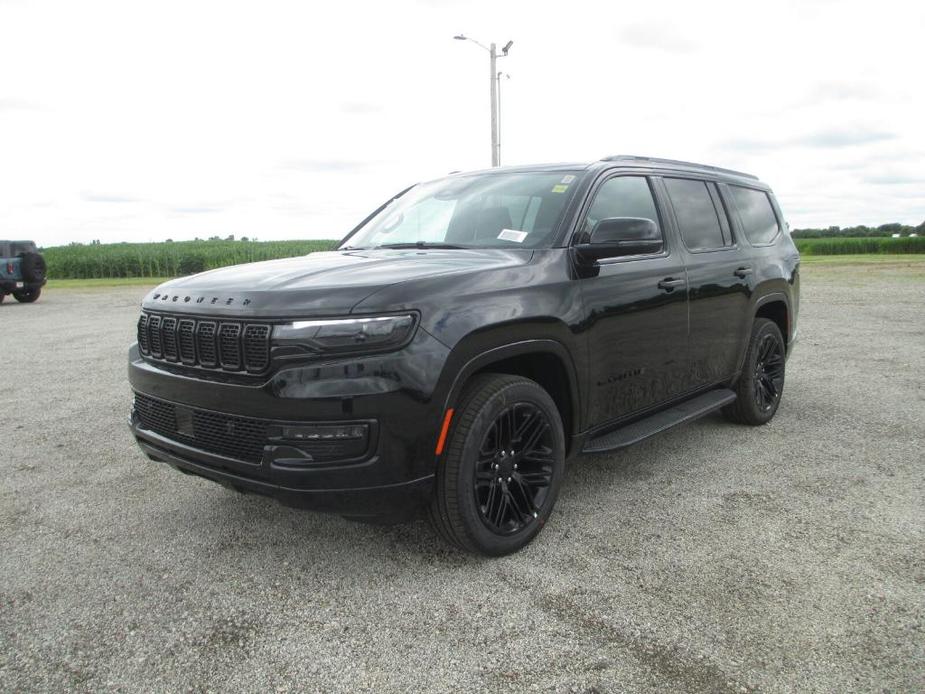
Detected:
[{"left": 498, "top": 229, "right": 528, "bottom": 243}]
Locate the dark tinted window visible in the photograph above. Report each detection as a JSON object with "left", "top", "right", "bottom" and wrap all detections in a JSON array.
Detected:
[
  {"left": 664, "top": 178, "right": 726, "bottom": 250},
  {"left": 582, "top": 176, "right": 661, "bottom": 240},
  {"left": 729, "top": 186, "right": 780, "bottom": 244}
]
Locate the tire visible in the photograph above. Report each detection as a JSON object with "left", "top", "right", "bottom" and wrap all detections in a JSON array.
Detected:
[
  {"left": 723, "top": 318, "right": 786, "bottom": 425},
  {"left": 13, "top": 286, "right": 41, "bottom": 303},
  {"left": 428, "top": 373, "right": 566, "bottom": 556},
  {"left": 18, "top": 252, "right": 47, "bottom": 283}
]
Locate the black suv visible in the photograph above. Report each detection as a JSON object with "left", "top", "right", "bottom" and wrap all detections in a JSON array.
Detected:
[{"left": 129, "top": 155, "right": 799, "bottom": 555}]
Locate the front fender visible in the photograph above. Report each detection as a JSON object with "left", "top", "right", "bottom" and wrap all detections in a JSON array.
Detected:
[{"left": 430, "top": 321, "right": 584, "bottom": 438}]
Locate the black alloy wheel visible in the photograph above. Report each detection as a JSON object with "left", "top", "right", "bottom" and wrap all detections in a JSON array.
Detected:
[
  {"left": 723, "top": 317, "right": 786, "bottom": 425},
  {"left": 429, "top": 373, "right": 565, "bottom": 555},
  {"left": 754, "top": 332, "right": 785, "bottom": 412},
  {"left": 474, "top": 402, "right": 555, "bottom": 535}
]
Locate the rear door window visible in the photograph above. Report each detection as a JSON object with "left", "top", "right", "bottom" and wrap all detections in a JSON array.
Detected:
[
  {"left": 664, "top": 178, "right": 727, "bottom": 251},
  {"left": 728, "top": 186, "right": 780, "bottom": 245}
]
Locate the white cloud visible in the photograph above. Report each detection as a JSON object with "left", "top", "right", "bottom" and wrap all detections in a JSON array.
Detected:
[{"left": 1, "top": 0, "right": 923, "bottom": 246}]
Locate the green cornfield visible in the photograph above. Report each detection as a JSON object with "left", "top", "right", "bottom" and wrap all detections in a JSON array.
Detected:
[
  {"left": 42, "top": 239, "right": 338, "bottom": 279},
  {"left": 39, "top": 235, "right": 925, "bottom": 279},
  {"left": 794, "top": 236, "right": 925, "bottom": 255}
]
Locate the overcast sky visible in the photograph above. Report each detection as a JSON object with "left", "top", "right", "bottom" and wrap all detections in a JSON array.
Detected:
[{"left": 1, "top": 0, "right": 923, "bottom": 247}]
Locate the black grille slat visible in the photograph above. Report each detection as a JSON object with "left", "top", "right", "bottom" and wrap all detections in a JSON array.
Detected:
[
  {"left": 138, "top": 312, "right": 271, "bottom": 375},
  {"left": 161, "top": 317, "right": 178, "bottom": 361},
  {"left": 196, "top": 321, "right": 218, "bottom": 367},
  {"left": 218, "top": 323, "right": 242, "bottom": 370},
  {"left": 243, "top": 325, "right": 270, "bottom": 373},
  {"left": 137, "top": 314, "right": 149, "bottom": 354},
  {"left": 178, "top": 320, "right": 196, "bottom": 364},
  {"left": 134, "top": 393, "right": 267, "bottom": 463},
  {"left": 147, "top": 315, "right": 163, "bottom": 358}
]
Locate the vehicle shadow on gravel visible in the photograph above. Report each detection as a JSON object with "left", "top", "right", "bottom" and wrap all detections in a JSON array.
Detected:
[{"left": 149, "top": 413, "right": 733, "bottom": 569}]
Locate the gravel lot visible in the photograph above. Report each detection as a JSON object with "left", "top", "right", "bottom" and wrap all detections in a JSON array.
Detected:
[{"left": 1, "top": 260, "right": 923, "bottom": 693}]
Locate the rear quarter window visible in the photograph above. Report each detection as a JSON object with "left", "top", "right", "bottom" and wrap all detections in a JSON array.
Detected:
[{"left": 729, "top": 186, "right": 780, "bottom": 245}]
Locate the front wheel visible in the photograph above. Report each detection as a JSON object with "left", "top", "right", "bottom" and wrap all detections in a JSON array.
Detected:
[
  {"left": 723, "top": 317, "right": 786, "bottom": 425},
  {"left": 429, "top": 374, "right": 566, "bottom": 556},
  {"left": 13, "top": 287, "right": 41, "bottom": 303}
]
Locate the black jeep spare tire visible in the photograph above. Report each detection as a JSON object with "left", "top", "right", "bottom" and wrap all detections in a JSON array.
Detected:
[{"left": 19, "top": 252, "right": 47, "bottom": 283}]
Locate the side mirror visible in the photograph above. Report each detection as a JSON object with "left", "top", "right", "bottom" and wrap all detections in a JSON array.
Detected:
[{"left": 575, "top": 217, "right": 663, "bottom": 263}]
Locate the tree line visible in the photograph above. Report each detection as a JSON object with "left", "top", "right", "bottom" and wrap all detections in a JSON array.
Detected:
[{"left": 791, "top": 222, "right": 924, "bottom": 238}]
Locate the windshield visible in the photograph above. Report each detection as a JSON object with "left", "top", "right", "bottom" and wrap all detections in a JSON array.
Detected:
[{"left": 341, "top": 171, "right": 581, "bottom": 250}]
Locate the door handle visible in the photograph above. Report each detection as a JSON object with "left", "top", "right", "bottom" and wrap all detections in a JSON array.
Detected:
[
  {"left": 734, "top": 266, "right": 753, "bottom": 278},
  {"left": 657, "top": 277, "right": 686, "bottom": 291}
]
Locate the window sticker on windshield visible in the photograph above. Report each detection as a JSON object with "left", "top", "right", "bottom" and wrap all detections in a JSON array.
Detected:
[
  {"left": 560, "top": 174, "right": 576, "bottom": 184},
  {"left": 551, "top": 184, "right": 569, "bottom": 193},
  {"left": 498, "top": 228, "right": 528, "bottom": 243}
]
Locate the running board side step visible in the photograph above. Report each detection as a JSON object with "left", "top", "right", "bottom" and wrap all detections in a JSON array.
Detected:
[{"left": 582, "top": 388, "right": 736, "bottom": 454}]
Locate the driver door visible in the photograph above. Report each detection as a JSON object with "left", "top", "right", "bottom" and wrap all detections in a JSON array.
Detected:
[{"left": 575, "top": 174, "right": 691, "bottom": 427}]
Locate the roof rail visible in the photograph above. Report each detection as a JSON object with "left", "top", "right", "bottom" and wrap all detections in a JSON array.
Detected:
[{"left": 600, "top": 154, "right": 759, "bottom": 181}]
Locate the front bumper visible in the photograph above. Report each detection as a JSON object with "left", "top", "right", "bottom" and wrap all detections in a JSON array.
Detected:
[
  {"left": 127, "top": 325, "right": 451, "bottom": 516},
  {"left": 132, "top": 413, "right": 433, "bottom": 515},
  {"left": 131, "top": 413, "right": 434, "bottom": 517}
]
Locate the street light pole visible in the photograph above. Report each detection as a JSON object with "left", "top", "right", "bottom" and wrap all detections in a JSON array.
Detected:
[
  {"left": 489, "top": 42, "right": 498, "bottom": 167},
  {"left": 454, "top": 35, "right": 513, "bottom": 168}
]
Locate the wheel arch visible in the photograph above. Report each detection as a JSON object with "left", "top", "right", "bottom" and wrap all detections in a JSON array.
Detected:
[
  {"left": 753, "top": 292, "right": 791, "bottom": 347},
  {"left": 440, "top": 339, "right": 582, "bottom": 457},
  {"left": 731, "top": 291, "right": 791, "bottom": 379}
]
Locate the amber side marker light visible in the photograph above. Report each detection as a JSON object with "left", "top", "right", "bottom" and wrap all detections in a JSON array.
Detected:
[{"left": 435, "top": 409, "right": 455, "bottom": 455}]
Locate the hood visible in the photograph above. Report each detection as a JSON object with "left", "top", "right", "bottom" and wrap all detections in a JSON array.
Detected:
[{"left": 141, "top": 248, "right": 534, "bottom": 318}]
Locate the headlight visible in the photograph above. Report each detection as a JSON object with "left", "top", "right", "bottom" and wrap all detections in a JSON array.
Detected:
[{"left": 273, "top": 314, "right": 417, "bottom": 354}]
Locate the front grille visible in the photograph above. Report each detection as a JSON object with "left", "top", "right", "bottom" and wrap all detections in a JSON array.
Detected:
[
  {"left": 137, "top": 312, "right": 271, "bottom": 374},
  {"left": 134, "top": 393, "right": 268, "bottom": 463}
]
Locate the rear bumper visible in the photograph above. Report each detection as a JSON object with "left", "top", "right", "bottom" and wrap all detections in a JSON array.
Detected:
[
  {"left": 132, "top": 415, "right": 434, "bottom": 516},
  {"left": 0, "top": 279, "right": 46, "bottom": 292}
]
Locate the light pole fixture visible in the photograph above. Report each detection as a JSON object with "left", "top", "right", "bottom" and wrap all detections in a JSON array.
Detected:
[{"left": 454, "top": 34, "right": 513, "bottom": 167}]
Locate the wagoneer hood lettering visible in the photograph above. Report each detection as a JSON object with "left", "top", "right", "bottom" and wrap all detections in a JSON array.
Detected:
[{"left": 143, "top": 248, "right": 532, "bottom": 317}]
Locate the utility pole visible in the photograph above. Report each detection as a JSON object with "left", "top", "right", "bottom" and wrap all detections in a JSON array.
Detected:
[{"left": 455, "top": 35, "right": 513, "bottom": 168}]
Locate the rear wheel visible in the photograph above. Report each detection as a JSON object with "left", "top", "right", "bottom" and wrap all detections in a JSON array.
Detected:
[
  {"left": 13, "top": 287, "right": 41, "bottom": 303},
  {"left": 723, "top": 317, "right": 786, "bottom": 425},
  {"left": 429, "top": 373, "right": 565, "bottom": 556}
]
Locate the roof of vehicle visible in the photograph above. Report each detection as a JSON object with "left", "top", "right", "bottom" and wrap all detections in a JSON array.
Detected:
[
  {"left": 452, "top": 155, "right": 765, "bottom": 187},
  {"left": 599, "top": 154, "right": 760, "bottom": 182}
]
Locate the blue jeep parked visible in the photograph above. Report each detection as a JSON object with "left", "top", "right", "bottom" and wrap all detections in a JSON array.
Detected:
[{"left": 0, "top": 240, "right": 47, "bottom": 304}]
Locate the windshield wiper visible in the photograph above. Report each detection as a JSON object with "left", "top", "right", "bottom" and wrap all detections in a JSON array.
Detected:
[{"left": 374, "top": 241, "right": 465, "bottom": 250}]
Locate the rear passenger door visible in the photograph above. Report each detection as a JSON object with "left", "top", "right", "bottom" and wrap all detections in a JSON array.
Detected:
[{"left": 659, "top": 177, "right": 754, "bottom": 386}]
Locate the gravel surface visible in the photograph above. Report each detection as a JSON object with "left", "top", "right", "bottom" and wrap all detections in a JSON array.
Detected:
[{"left": 1, "top": 261, "right": 923, "bottom": 693}]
